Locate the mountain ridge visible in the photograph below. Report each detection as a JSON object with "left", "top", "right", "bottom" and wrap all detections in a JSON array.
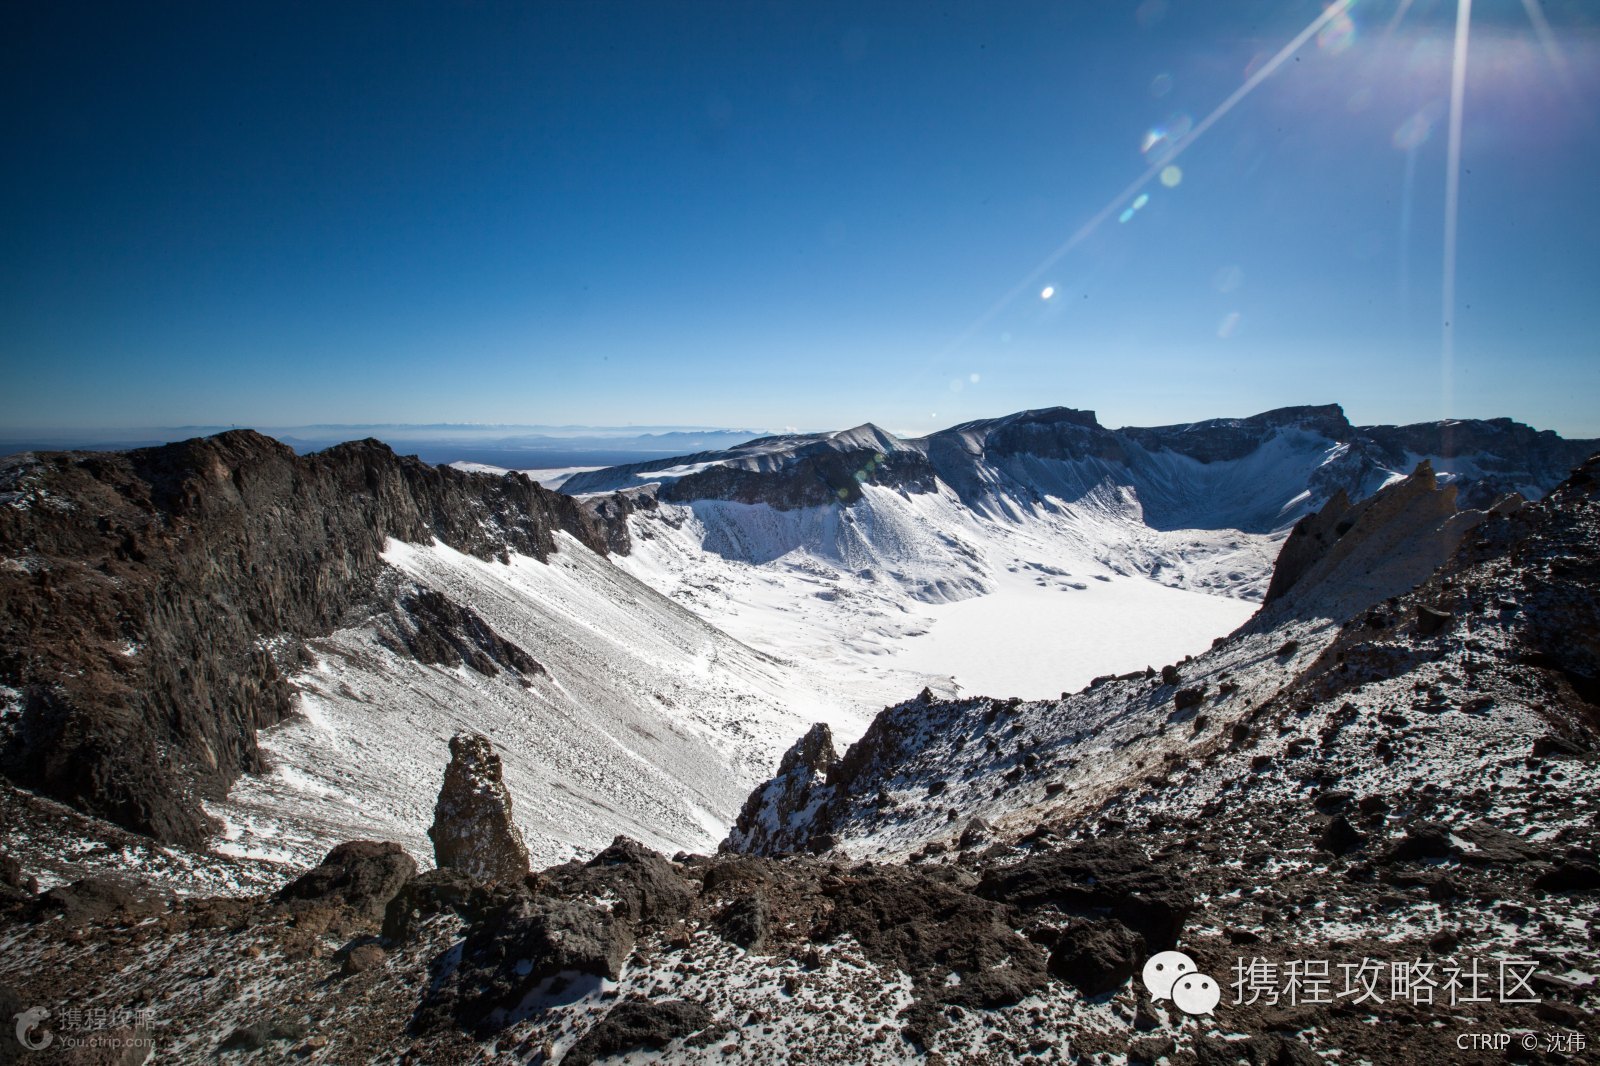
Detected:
[
  {"left": 0, "top": 431, "right": 631, "bottom": 846},
  {"left": 562, "top": 404, "right": 1595, "bottom": 528}
]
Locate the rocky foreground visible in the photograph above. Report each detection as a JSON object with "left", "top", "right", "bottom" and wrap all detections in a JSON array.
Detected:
[{"left": 1, "top": 455, "right": 1597, "bottom": 1063}]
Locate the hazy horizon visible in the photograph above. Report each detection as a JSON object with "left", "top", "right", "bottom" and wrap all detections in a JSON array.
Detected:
[{"left": 5, "top": 396, "right": 1596, "bottom": 458}]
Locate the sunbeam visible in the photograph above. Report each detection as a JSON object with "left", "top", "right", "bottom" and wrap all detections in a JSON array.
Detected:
[
  {"left": 1521, "top": 0, "right": 1582, "bottom": 103},
  {"left": 1442, "top": 0, "right": 1473, "bottom": 422}
]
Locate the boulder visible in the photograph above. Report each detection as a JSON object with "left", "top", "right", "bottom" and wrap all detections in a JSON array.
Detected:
[
  {"left": 449, "top": 895, "right": 635, "bottom": 1033},
  {"left": 714, "top": 893, "right": 770, "bottom": 951},
  {"left": 546, "top": 835, "right": 693, "bottom": 925},
  {"left": 276, "top": 840, "right": 416, "bottom": 928},
  {"left": 563, "top": 999, "right": 713, "bottom": 1066},
  {"left": 1382, "top": 822, "right": 1456, "bottom": 864},
  {"left": 382, "top": 866, "right": 494, "bottom": 942},
  {"left": 1317, "top": 815, "right": 1365, "bottom": 856},
  {"left": 34, "top": 877, "right": 166, "bottom": 927},
  {"left": 978, "top": 839, "right": 1193, "bottom": 952}
]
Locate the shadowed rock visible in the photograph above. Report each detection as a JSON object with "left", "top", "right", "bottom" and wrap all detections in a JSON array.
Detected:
[
  {"left": 563, "top": 998, "right": 712, "bottom": 1065},
  {"left": 1050, "top": 918, "right": 1144, "bottom": 996}
]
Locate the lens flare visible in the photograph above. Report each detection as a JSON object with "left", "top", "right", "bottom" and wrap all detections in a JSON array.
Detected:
[
  {"left": 1217, "top": 312, "right": 1242, "bottom": 339},
  {"left": 1141, "top": 113, "right": 1193, "bottom": 162},
  {"left": 1160, "top": 165, "right": 1183, "bottom": 187},
  {"left": 1317, "top": 10, "right": 1357, "bottom": 54},
  {"left": 1136, "top": 0, "right": 1168, "bottom": 29},
  {"left": 1392, "top": 109, "right": 1435, "bottom": 151},
  {"left": 1133, "top": 193, "right": 1150, "bottom": 210},
  {"left": 1213, "top": 265, "right": 1244, "bottom": 293},
  {"left": 1040, "top": 286, "right": 1055, "bottom": 300},
  {"left": 922, "top": 0, "right": 1355, "bottom": 369}
]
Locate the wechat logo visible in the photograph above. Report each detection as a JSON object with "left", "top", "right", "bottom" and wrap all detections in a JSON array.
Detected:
[{"left": 1142, "top": 951, "right": 1221, "bottom": 1017}]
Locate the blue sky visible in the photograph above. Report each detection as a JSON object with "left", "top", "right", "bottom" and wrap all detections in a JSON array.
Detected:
[{"left": 3, "top": 1, "right": 1598, "bottom": 438}]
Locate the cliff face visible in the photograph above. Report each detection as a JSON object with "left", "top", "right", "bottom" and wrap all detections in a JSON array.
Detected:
[{"left": 0, "top": 431, "right": 617, "bottom": 846}]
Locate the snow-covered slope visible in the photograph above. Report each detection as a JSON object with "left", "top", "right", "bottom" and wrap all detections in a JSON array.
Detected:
[
  {"left": 209, "top": 534, "right": 922, "bottom": 872},
  {"left": 614, "top": 482, "right": 1262, "bottom": 703}
]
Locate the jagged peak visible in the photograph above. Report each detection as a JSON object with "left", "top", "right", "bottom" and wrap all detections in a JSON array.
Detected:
[{"left": 828, "top": 423, "right": 904, "bottom": 452}]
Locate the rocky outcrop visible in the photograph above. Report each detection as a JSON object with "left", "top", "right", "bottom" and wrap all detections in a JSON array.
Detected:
[
  {"left": 562, "top": 999, "right": 713, "bottom": 1065},
  {"left": 0, "top": 431, "right": 625, "bottom": 846},
  {"left": 421, "top": 835, "right": 691, "bottom": 1034},
  {"left": 379, "top": 590, "right": 544, "bottom": 682},
  {"left": 1259, "top": 462, "right": 1492, "bottom": 618},
  {"left": 448, "top": 894, "right": 637, "bottom": 1032},
  {"left": 428, "top": 733, "right": 532, "bottom": 886},
  {"left": 724, "top": 723, "right": 838, "bottom": 855}
]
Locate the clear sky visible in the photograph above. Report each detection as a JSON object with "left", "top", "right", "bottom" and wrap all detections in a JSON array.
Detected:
[{"left": 3, "top": 1, "right": 1598, "bottom": 438}]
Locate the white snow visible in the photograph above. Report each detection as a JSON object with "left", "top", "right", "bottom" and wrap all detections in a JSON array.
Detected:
[
  {"left": 211, "top": 535, "right": 905, "bottom": 871},
  {"left": 614, "top": 480, "right": 1262, "bottom": 703}
]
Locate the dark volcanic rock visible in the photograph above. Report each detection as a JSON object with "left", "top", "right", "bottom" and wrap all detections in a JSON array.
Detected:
[
  {"left": 0, "top": 432, "right": 619, "bottom": 845},
  {"left": 1382, "top": 822, "right": 1457, "bottom": 864},
  {"left": 1533, "top": 860, "right": 1600, "bottom": 893},
  {"left": 0, "top": 853, "right": 36, "bottom": 904},
  {"left": 1415, "top": 604, "right": 1453, "bottom": 636},
  {"left": 382, "top": 867, "right": 494, "bottom": 942},
  {"left": 713, "top": 892, "right": 771, "bottom": 951},
  {"left": 818, "top": 865, "right": 1048, "bottom": 1039},
  {"left": 380, "top": 589, "right": 544, "bottom": 681},
  {"left": 1048, "top": 919, "right": 1143, "bottom": 997},
  {"left": 977, "top": 839, "right": 1194, "bottom": 953},
  {"left": 1317, "top": 815, "right": 1366, "bottom": 856},
  {"left": 544, "top": 835, "right": 694, "bottom": 926},
  {"left": 34, "top": 876, "right": 167, "bottom": 927},
  {"left": 428, "top": 732, "right": 532, "bottom": 886},
  {"left": 276, "top": 840, "right": 417, "bottom": 929},
  {"left": 218, "top": 1018, "right": 310, "bottom": 1052},
  {"left": 562, "top": 998, "right": 712, "bottom": 1065}
]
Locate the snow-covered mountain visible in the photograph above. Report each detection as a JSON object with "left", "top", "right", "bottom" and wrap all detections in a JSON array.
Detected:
[
  {"left": 0, "top": 434, "right": 914, "bottom": 883},
  {"left": 0, "top": 407, "right": 1590, "bottom": 888},
  {"left": 568, "top": 405, "right": 1594, "bottom": 702}
]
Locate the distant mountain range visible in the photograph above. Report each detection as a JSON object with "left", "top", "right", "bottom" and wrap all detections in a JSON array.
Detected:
[{"left": 564, "top": 404, "right": 1597, "bottom": 522}]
